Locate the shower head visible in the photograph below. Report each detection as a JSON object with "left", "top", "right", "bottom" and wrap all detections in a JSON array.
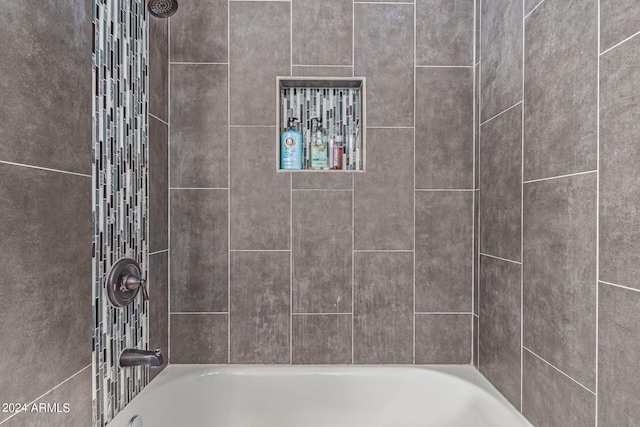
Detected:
[{"left": 147, "top": 0, "right": 178, "bottom": 18}]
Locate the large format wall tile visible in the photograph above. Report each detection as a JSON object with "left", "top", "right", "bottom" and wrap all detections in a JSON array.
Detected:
[
  {"left": 170, "top": 189, "right": 228, "bottom": 312},
  {"left": 480, "top": 0, "right": 522, "bottom": 122},
  {"left": 170, "top": 314, "right": 228, "bottom": 363},
  {"left": 0, "top": 0, "right": 91, "bottom": 175},
  {"left": 416, "top": 0, "right": 474, "bottom": 66},
  {"left": 600, "top": 0, "right": 640, "bottom": 53},
  {"left": 169, "top": 0, "right": 227, "bottom": 63},
  {"left": 354, "top": 252, "right": 413, "bottom": 364},
  {"left": 0, "top": 165, "right": 91, "bottom": 409},
  {"left": 149, "top": 17, "right": 168, "bottom": 122},
  {"left": 523, "top": 173, "right": 597, "bottom": 390},
  {"left": 3, "top": 366, "right": 92, "bottom": 427},
  {"left": 230, "top": 2, "right": 290, "bottom": 126},
  {"left": 292, "top": 0, "right": 352, "bottom": 66},
  {"left": 170, "top": 64, "right": 228, "bottom": 189},
  {"left": 354, "top": 128, "right": 413, "bottom": 250},
  {"left": 479, "top": 104, "right": 522, "bottom": 262},
  {"left": 522, "top": 350, "right": 596, "bottom": 427},
  {"left": 291, "top": 173, "right": 352, "bottom": 190},
  {"left": 149, "top": 116, "right": 168, "bottom": 253},
  {"left": 293, "top": 191, "right": 352, "bottom": 313},
  {"left": 230, "top": 127, "right": 290, "bottom": 250},
  {"left": 479, "top": 255, "right": 521, "bottom": 407},
  {"left": 415, "top": 191, "right": 473, "bottom": 312},
  {"left": 523, "top": 0, "right": 597, "bottom": 181},
  {"left": 415, "top": 314, "right": 472, "bottom": 364},
  {"left": 230, "top": 251, "right": 290, "bottom": 364},
  {"left": 598, "top": 284, "right": 640, "bottom": 426},
  {"left": 415, "top": 67, "right": 473, "bottom": 189},
  {"left": 149, "top": 252, "right": 169, "bottom": 378},
  {"left": 354, "top": 3, "right": 414, "bottom": 127},
  {"left": 292, "top": 314, "right": 352, "bottom": 364},
  {"left": 292, "top": 66, "right": 353, "bottom": 78},
  {"left": 600, "top": 35, "right": 640, "bottom": 291}
]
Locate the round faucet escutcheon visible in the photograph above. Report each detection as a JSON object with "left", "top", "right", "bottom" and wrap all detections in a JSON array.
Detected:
[{"left": 106, "top": 258, "right": 148, "bottom": 308}]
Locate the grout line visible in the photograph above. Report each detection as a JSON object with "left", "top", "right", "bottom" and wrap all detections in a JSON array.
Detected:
[
  {"left": 415, "top": 65, "right": 474, "bottom": 68},
  {"left": 292, "top": 312, "right": 353, "bottom": 316},
  {"left": 520, "top": 0, "right": 525, "bottom": 409},
  {"left": 524, "top": 0, "right": 546, "bottom": 20},
  {"left": 351, "top": 173, "right": 355, "bottom": 364},
  {"left": 289, "top": 0, "right": 293, "bottom": 361},
  {"left": 169, "top": 61, "right": 228, "bottom": 65},
  {"left": 477, "top": 0, "right": 482, "bottom": 371},
  {"left": 599, "top": 28, "right": 640, "bottom": 56},
  {"left": 595, "top": 0, "right": 600, "bottom": 422},
  {"left": 171, "top": 311, "right": 230, "bottom": 315},
  {"left": 291, "top": 188, "right": 353, "bottom": 191},
  {"left": 479, "top": 101, "right": 523, "bottom": 127},
  {"left": 170, "top": 187, "right": 229, "bottom": 190},
  {"left": 149, "top": 249, "right": 169, "bottom": 256},
  {"left": 480, "top": 252, "right": 522, "bottom": 265},
  {"left": 415, "top": 312, "right": 474, "bottom": 315},
  {"left": 474, "top": 0, "right": 483, "bottom": 370},
  {"left": 149, "top": 113, "right": 169, "bottom": 126},
  {"left": 367, "top": 126, "right": 415, "bottom": 129},
  {"left": 167, "top": 14, "right": 172, "bottom": 364},
  {"left": 229, "top": 249, "right": 290, "bottom": 252},
  {"left": 412, "top": 0, "right": 416, "bottom": 365},
  {"left": 599, "top": 280, "right": 640, "bottom": 294},
  {"left": 415, "top": 188, "right": 474, "bottom": 192},
  {"left": 227, "top": 0, "right": 231, "bottom": 365},
  {"left": 292, "top": 64, "right": 354, "bottom": 68},
  {"left": 229, "top": 125, "right": 277, "bottom": 128},
  {"left": 352, "top": 0, "right": 355, "bottom": 79},
  {"left": 472, "top": 0, "right": 478, "bottom": 366},
  {"left": 354, "top": 249, "right": 414, "bottom": 252},
  {"left": 353, "top": 1, "right": 414, "bottom": 4},
  {"left": 523, "top": 169, "right": 597, "bottom": 184},
  {"left": 0, "top": 160, "right": 91, "bottom": 178},
  {"left": 523, "top": 347, "right": 596, "bottom": 395},
  {"left": 0, "top": 365, "right": 92, "bottom": 425}
]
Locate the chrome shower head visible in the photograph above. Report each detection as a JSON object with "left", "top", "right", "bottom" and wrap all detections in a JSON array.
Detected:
[{"left": 147, "top": 0, "right": 178, "bottom": 18}]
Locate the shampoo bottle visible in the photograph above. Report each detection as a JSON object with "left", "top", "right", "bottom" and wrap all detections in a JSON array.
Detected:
[
  {"left": 280, "top": 117, "right": 303, "bottom": 170},
  {"left": 310, "top": 118, "right": 328, "bottom": 170}
]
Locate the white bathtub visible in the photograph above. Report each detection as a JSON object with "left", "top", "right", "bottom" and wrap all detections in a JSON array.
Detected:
[{"left": 108, "top": 365, "right": 532, "bottom": 427}]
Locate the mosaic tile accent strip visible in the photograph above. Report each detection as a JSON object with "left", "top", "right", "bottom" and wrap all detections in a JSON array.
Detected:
[
  {"left": 281, "top": 87, "right": 363, "bottom": 170},
  {"left": 91, "top": 1, "right": 149, "bottom": 426}
]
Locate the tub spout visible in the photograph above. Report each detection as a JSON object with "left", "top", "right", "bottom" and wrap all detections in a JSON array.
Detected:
[{"left": 120, "top": 348, "right": 163, "bottom": 368}]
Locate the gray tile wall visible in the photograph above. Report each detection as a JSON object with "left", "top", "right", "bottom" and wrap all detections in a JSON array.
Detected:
[
  {"left": 149, "top": 7, "right": 170, "bottom": 383},
  {"left": 0, "top": 1, "right": 92, "bottom": 425},
  {"left": 477, "top": 0, "right": 640, "bottom": 425},
  {"left": 168, "top": 0, "right": 475, "bottom": 365}
]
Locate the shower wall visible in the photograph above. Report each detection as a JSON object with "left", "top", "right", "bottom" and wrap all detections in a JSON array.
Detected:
[
  {"left": 477, "top": 0, "right": 640, "bottom": 425},
  {"left": 0, "top": 1, "right": 92, "bottom": 426},
  {"left": 148, "top": 13, "right": 170, "bottom": 383},
  {"left": 167, "top": 0, "right": 476, "bottom": 365}
]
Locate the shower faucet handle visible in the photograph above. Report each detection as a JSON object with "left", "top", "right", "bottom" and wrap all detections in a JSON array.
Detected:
[{"left": 122, "top": 274, "right": 149, "bottom": 301}]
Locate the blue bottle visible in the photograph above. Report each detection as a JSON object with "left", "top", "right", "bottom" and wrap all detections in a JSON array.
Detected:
[{"left": 280, "top": 117, "right": 303, "bottom": 170}]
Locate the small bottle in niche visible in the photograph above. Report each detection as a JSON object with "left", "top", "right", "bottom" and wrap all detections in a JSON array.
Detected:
[
  {"left": 333, "top": 133, "right": 343, "bottom": 170},
  {"left": 280, "top": 117, "right": 302, "bottom": 170},
  {"left": 310, "top": 118, "right": 328, "bottom": 170}
]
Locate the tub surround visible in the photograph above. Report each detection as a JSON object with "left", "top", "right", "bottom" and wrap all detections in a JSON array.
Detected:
[{"left": 478, "top": 0, "right": 640, "bottom": 425}]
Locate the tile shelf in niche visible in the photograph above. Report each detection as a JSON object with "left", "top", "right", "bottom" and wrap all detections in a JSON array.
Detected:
[{"left": 276, "top": 76, "right": 366, "bottom": 172}]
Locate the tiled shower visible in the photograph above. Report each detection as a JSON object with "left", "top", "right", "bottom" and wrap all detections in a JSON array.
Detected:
[{"left": 0, "top": 1, "right": 639, "bottom": 427}]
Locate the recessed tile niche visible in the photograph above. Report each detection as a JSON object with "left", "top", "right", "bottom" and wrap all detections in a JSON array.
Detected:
[{"left": 276, "top": 77, "right": 366, "bottom": 172}]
